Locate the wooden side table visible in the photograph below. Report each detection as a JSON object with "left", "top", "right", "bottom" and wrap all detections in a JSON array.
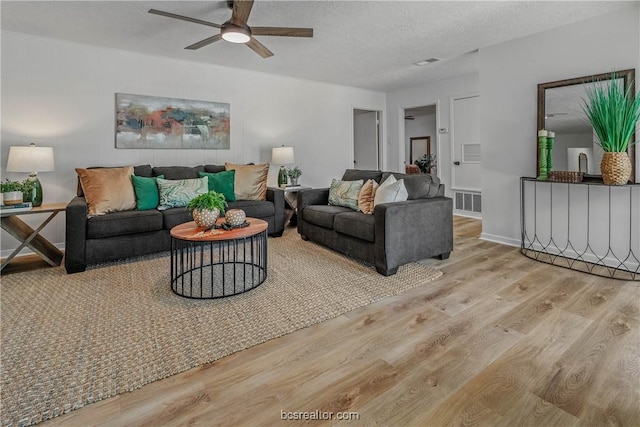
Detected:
[
  {"left": 1, "top": 202, "right": 67, "bottom": 272},
  {"left": 283, "top": 185, "right": 311, "bottom": 226}
]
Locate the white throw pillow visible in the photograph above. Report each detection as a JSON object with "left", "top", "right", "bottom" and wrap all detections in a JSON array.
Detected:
[{"left": 374, "top": 175, "right": 408, "bottom": 206}]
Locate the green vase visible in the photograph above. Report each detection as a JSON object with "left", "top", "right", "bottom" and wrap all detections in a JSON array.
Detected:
[
  {"left": 28, "top": 173, "right": 43, "bottom": 207},
  {"left": 278, "top": 166, "right": 288, "bottom": 187}
]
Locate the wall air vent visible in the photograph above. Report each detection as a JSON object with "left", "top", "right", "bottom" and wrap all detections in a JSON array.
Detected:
[
  {"left": 454, "top": 191, "right": 481, "bottom": 215},
  {"left": 414, "top": 57, "right": 441, "bottom": 66}
]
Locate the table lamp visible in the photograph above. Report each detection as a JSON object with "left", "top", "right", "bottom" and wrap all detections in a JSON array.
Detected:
[
  {"left": 271, "top": 146, "right": 295, "bottom": 187},
  {"left": 6, "top": 143, "right": 55, "bottom": 207}
]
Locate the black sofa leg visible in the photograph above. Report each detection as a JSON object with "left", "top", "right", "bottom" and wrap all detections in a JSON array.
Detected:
[
  {"left": 376, "top": 266, "right": 398, "bottom": 276},
  {"left": 301, "top": 235, "right": 310, "bottom": 241},
  {"left": 438, "top": 252, "right": 451, "bottom": 260},
  {"left": 65, "top": 263, "right": 86, "bottom": 274}
]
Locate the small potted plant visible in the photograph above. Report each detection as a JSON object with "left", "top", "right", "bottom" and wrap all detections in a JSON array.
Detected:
[
  {"left": 582, "top": 73, "right": 640, "bottom": 185},
  {"left": 1, "top": 179, "right": 35, "bottom": 206},
  {"left": 414, "top": 154, "right": 437, "bottom": 174},
  {"left": 187, "top": 191, "right": 228, "bottom": 229},
  {"left": 286, "top": 166, "right": 302, "bottom": 186}
]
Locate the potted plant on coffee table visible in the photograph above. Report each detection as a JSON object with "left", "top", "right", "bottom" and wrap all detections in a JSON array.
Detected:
[
  {"left": 582, "top": 73, "right": 640, "bottom": 185},
  {"left": 187, "top": 191, "right": 227, "bottom": 229}
]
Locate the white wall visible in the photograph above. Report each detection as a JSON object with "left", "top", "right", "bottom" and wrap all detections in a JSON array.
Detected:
[
  {"left": 479, "top": 4, "right": 640, "bottom": 246},
  {"left": 386, "top": 73, "right": 479, "bottom": 193},
  {"left": 0, "top": 31, "right": 385, "bottom": 256}
]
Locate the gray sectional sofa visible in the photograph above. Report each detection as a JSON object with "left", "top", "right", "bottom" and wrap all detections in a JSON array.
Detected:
[
  {"left": 297, "top": 169, "right": 453, "bottom": 275},
  {"left": 65, "top": 164, "right": 285, "bottom": 273}
]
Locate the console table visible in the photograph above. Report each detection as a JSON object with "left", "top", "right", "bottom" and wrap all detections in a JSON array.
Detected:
[
  {"left": 520, "top": 177, "right": 639, "bottom": 281},
  {"left": 1, "top": 203, "right": 66, "bottom": 272}
]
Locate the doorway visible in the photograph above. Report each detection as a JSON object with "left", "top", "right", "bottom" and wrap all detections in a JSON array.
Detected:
[
  {"left": 404, "top": 105, "right": 437, "bottom": 173},
  {"left": 353, "top": 109, "right": 381, "bottom": 170}
]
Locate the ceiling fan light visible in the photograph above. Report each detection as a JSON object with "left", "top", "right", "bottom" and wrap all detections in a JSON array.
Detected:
[{"left": 222, "top": 26, "right": 251, "bottom": 43}]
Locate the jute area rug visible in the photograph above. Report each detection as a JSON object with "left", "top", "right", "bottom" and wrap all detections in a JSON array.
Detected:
[{"left": 0, "top": 228, "right": 442, "bottom": 427}]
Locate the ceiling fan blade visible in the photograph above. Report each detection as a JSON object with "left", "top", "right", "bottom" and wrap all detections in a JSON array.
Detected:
[
  {"left": 246, "top": 37, "right": 273, "bottom": 58},
  {"left": 231, "top": 0, "right": 254, "bottom": 27},
  {"left": 148, "top": 9, "right": 221, "bottom": 28},
  {"left": 251, "top": 27, "right": 313, "bottom": 38},
  {"left": 185, "top": 34, "right": 222, "bottom": 50}
]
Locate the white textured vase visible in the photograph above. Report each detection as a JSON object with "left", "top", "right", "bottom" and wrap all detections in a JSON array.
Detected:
[
  {"left": 192, "top": 208, "right": 220, "bottom": 229},
  {"left": 3, "top": 191, "right": 23, "bottom": 206},
  {"left": 225, "top": 209, "right": 246, "bottom": 227}
]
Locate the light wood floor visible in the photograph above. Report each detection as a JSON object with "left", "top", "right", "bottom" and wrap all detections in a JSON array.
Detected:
[{"left": 38, "top": 217, "right": 639, "bottom": 426}]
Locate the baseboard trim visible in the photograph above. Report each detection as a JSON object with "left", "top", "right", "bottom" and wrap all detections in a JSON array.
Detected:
[
  {"left": 1, "top": 243, "right": 66, "bottom": 260},
  {"left": 480, "top": 233, "right": 520, "bottom": 248}
]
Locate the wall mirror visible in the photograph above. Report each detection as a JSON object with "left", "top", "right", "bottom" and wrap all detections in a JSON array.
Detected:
[
  {"left": 410, "top": 136, "right": 431, "bottom": 164},
  {"left": 537, "top": 69, "right": 636, "bottom": 183}
]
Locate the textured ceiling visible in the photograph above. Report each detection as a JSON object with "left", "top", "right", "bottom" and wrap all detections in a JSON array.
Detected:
[{"left": 1, "top": 1, "right": 633, "bottom": 92}]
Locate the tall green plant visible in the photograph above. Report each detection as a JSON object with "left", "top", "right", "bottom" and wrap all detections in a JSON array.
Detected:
[{"left": 581, "top": 73, "right": 640, "bottom": 152}]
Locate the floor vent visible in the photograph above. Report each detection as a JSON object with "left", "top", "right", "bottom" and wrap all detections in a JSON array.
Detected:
[{"left": 455, "top": 191, "right": 481, "bottom": 213}]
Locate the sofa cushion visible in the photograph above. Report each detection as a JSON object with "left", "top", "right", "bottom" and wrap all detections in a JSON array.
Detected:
[
  {"left": 162, "top": 207, "right": 192, "bottom": 229},
  {"left": 328, "top": 179, "right": 364, "bottom": 211},
  {"left": 76, "top": 166, "right": 137, "bottom": 217},
  {"left": 134, "top": 164, "right": 153, "bottom": 177},
  {"left": 227, "top": 200, "right": 275, "bottom": 219},
  {"left": 358, "top": 179, "right": 379, "bottom": 215},
  {"left": 225, "top": 163, "right": 269, "bottom": 201},
  {"left": 132, "top": 174, "right": 164, "bottom": 210},
  {"left": 381, "top": 172, "right": 441, "bottom": 199},
  {"left": 156, "top": 177, "right": 208, "bottom": 210},
  {"left": 76, "top": 164, "right": 152, "bottom": 196},
  {"left": 199, "top": 170, "right": 236, "bottom": 202},
  {"left": 87, "top": 209, "right": 163, "bottom": 239},
  {"left": 342, "top": 169, "right": 383, "bottom": 183},
  {"left": 303, "top": 205, "right": 352, "bottom": 229},
  {"left": 334, "top": 211, "right": 376, "bottom": 242},
  {"left": 152, "top": 166, "right": 204, "bottom": 180},
  {"left": 374, "top": 175, "right": 408, "bottom": 206},
  {"left": 204, "top": 164, "right": 226, "bottom": 173}
]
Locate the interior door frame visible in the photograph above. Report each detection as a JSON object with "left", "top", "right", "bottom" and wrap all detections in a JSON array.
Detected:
[
  {"left": 352, "top": 108, "right": 383, "bottom": 170},
  {"left": 450, "top": 92, "right": 480, "bottom": 193}
]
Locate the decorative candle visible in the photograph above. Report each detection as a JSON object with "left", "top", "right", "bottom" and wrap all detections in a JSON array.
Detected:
[
  {"left": 546, "top": 131, "right": 555, "bottom": 174},
  {"left": 537, "top": 130, "right": 548, "bottom": 180}
]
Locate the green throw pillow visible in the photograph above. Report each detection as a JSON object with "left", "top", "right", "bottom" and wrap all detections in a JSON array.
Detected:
[
  {"left": 156, "top": 177, "right": 208, "bottom": 211},
  {"left": 328, "top": 179, "right": 364, "bottom": 211},
  {"left": 198, "top": 170, "right": 236, "bottom": 202},
  {"left": 131, "top": 175, "right": 164, "bottom": 210}
]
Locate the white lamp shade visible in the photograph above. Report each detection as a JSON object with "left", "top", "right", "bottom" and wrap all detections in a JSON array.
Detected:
[
  {"left": 6, "top": 145, "right": 55, "bottom": 172},
  {"left": 271, "top": 146, "right": 295, "bottom": 165}
]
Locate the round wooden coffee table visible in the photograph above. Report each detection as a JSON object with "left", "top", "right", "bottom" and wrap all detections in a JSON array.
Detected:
[{"left": 170, "top": 217, "right": 268, "bottom": 299}]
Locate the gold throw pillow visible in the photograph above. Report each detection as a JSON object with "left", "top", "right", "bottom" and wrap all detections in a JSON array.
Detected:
[
  {"left": 358, "top": 179, "right": 379, "bottom": 214},
  {"left": 224, "top": 163, "right": 269, "bottom": 201},
  {"left": 76, "top": 166, "right": 136, "bottom": 217}
]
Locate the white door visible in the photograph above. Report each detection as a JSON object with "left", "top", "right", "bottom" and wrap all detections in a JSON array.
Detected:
[
  {"left": 451, "top": 95, "right": 481, "bottom": 216},
  {"left": 353, "top": 110, "right": 380, "bottom": 170}
]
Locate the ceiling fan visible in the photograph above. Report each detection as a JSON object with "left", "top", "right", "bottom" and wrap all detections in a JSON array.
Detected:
[{"left": 148, "top": 0, "right": 313, "bottom": 58}]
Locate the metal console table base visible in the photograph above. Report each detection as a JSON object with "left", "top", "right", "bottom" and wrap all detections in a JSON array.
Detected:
[{"left": 520, "top": 177, "right": 639, "bottom": 281}]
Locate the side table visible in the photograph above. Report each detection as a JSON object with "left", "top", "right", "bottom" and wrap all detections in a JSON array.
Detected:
[
  {"left": 1, "top": 202, "right": 67, "bottom": 272},
  {"left": 282, "top": 185, "right": 311, "bottom": 226}
]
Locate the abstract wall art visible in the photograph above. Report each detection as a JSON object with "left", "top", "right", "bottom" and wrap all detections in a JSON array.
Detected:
[{"left": 115, "top": 93, "right": 230, "bottom": 149}]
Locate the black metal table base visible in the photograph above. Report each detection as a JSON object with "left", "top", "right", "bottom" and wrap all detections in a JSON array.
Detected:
[
  {"left": 520, "top": 177, "right": 639, "bottom": 281},
  {"left": 171, "top": 231, "right": 268, "bottom": 298}
]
